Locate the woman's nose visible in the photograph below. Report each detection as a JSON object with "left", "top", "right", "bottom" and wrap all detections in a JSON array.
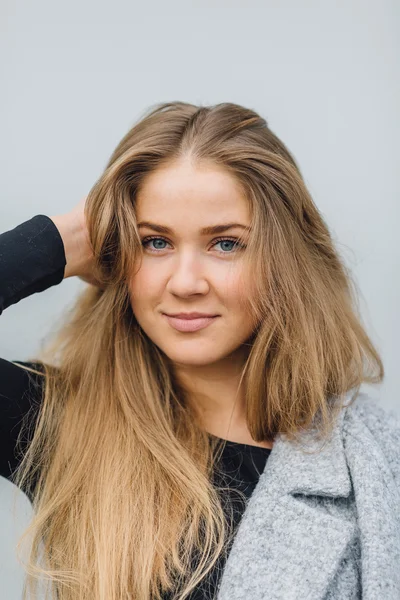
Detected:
[{"left": 165, "top": 255, "right": 210, "bottom": 296}]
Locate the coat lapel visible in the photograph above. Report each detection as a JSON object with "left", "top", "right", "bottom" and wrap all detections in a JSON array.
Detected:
[{"left": 217, "top": 399, "right": 357, "bottom": 600}]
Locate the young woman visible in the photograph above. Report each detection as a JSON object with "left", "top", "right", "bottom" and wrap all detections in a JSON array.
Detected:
[{"left": 0, "top": 101, "right": 399, "bottom": 600}]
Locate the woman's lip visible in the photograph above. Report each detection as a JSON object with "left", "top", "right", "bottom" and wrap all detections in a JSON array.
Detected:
[{"left": 162, "top": 314, "right": 219, "bottom": 332}]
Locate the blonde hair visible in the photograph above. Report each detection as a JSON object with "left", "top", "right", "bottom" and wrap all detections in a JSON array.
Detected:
[{"left": 11, "top": 101, "right": 383, "bottom": 599}]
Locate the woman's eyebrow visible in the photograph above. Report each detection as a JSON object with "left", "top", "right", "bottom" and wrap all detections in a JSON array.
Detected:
[{"left": 137, "top": 222, "right": 251, "bottom": 235}]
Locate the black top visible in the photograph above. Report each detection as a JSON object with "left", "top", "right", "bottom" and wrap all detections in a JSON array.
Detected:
[{"left": 0, "top": 215, "right": 271, "bottom": 599}]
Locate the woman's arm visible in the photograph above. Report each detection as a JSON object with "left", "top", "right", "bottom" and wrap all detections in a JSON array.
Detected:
[
  {"left": 0, "top": 214, "right": 67, "bottom": 315},
  {"left": 0, "top": 214, "right": 67, "bottom": 482},
  {"left": 0, "top": 199, "right": 95, "bottom": 484}
]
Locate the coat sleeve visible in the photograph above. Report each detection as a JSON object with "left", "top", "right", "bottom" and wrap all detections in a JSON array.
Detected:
[{"left": 0, "top": 215, "right": 66, "bottom": 482}]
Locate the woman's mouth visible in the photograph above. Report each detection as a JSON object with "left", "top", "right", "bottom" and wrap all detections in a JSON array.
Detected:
[{"left": 162, "top": 314, "right": 219, "bottom": 332}]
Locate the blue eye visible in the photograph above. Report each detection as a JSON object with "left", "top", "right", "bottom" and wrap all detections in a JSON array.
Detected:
[
  {"left": 216, "top": 239, "right": 240, "bottom": 252},
  {"left": 144, "top": 237, "right": 168, "bottom": 251},
  {"left": 141, "top": 236, "right": 246, "bottom": 254}
]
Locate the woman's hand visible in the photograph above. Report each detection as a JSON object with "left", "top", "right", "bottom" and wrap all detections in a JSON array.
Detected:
[{"left": 49, "top": 196, "right": 100, "bottom": 286}]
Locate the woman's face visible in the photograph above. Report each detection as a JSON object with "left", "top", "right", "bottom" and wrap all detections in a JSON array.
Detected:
[{"left": 128, "top": 158, "right": 257, "bottom": 368}]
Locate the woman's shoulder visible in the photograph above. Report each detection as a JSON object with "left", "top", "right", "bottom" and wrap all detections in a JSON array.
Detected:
[
  {"left": 0, "top": 358, "right": 46, "bottom": 405},
  {"left": 343, "top": 390, "right": 400, "bottom": 483},
  {"left": 0, "top": 359, "right": 48, "bottom": 482},
  {"left": 344, "top": 391, "right": 400, "bottom": 437}
]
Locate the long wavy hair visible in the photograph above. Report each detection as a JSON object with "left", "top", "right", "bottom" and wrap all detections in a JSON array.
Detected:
[{"left": 11, "top": 101, "right": 383, "bottom": 599}]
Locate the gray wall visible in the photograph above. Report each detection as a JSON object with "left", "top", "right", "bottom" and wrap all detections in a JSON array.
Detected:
[{"left": 1, "top": 0, "right": 399, "bottom": 596}]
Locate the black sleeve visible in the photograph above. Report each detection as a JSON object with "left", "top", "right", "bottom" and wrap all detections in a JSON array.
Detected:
[
  {"left": 0, "top": 359, "right": 46, "bottom": 485},
  {"left": 0, "top": 215, "right": 67, "bottom": 484},
  {"left": 0, "top": 214, "right": 66, "bottom": 315}
]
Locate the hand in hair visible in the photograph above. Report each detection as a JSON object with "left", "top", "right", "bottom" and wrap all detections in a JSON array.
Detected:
[{"left": 49, "top": 196, "right": 100, "bottom": 286}]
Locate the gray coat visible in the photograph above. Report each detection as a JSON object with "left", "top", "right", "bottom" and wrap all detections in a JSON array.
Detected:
[{"left": 217, "top": 391, "right": 400, "bottom": 599}]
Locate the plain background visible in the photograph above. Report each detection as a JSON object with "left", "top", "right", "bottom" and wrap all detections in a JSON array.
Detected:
[{"left": 1, "top": 0, "right": 399, "bottom": 597}]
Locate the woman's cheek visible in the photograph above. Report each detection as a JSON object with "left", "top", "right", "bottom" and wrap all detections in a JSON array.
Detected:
[
  {"left": 128, "top": 263, "right": 159, "bottom": 297},
  {"left": 224, "top": 267, "right": 251, "bottom": 301}
]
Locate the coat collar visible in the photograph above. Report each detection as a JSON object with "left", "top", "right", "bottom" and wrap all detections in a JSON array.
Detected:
[
  {"left": 263, "top": 397, "right": 351, "bottom": 499},
  {"left": 217, "top": 393, "right": 357, "bottom": 600}
]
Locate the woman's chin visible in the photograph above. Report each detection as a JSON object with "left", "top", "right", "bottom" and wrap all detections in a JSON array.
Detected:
[{"left": 162, "top": 348, "right": 225, "bottom": 368}]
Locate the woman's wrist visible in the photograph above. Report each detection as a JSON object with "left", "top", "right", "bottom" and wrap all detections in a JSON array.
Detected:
[{"left": 49, "top": 214, "right": 91, "bottom": 279}]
